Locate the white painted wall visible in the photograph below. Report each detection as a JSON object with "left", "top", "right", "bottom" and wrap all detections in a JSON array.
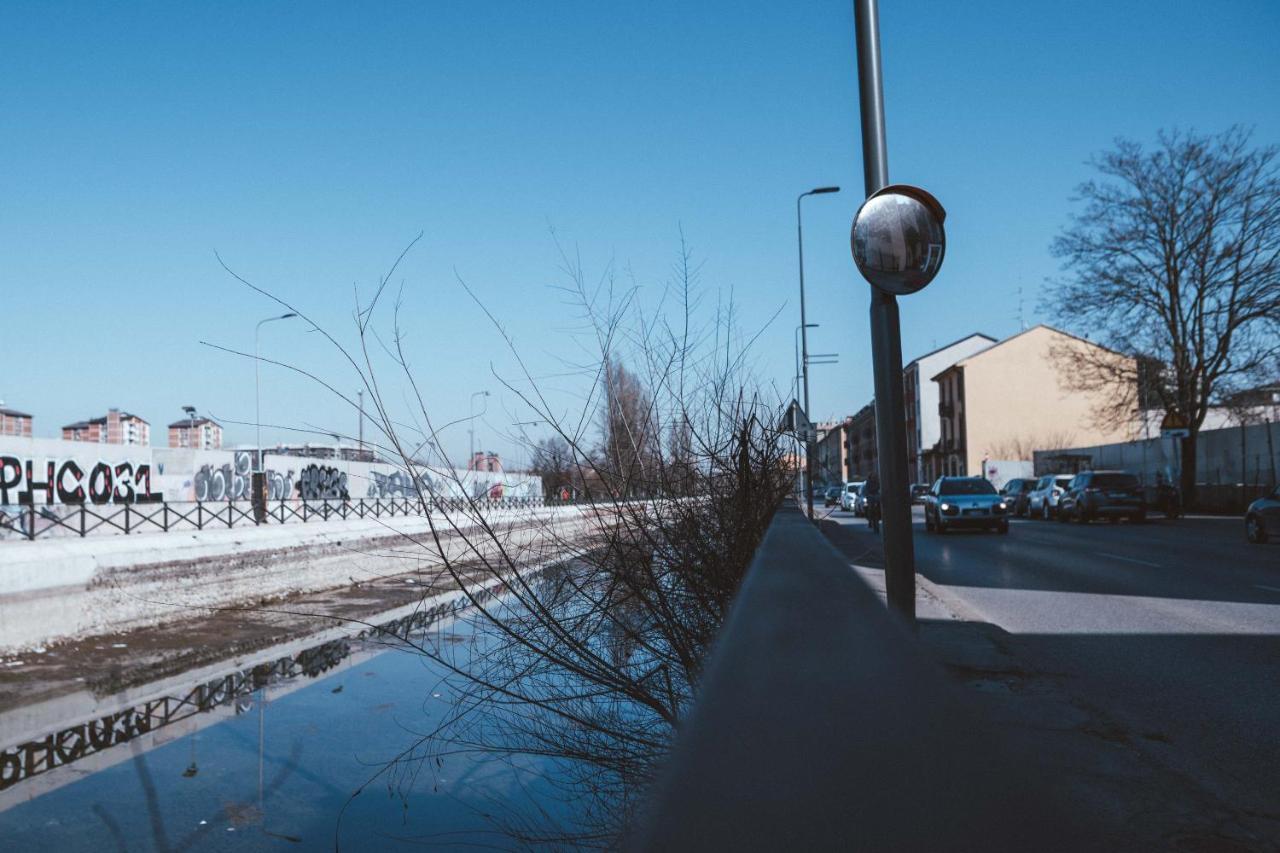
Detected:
[{"left": 0, "top": 435, "right": 542, "bottom": 506}]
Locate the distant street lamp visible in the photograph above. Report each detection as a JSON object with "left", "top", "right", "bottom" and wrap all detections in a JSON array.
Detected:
[
  {"left": 468, "top": 390, "right": 490, "bottom": 470},
  {"left": 254, "top": 313, "right": 298, "bottom": 472},
  {"left": 797, "top": 185, "right": 840, "bottom": 519}
]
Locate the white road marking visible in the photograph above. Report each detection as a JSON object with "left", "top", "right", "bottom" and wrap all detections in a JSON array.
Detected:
[
  {"left": 1095, "top": 551, "right": 1162, "bottom": 568},
  {"left": 1256, "top": 585, "right": 1280, "bottom": 594}
]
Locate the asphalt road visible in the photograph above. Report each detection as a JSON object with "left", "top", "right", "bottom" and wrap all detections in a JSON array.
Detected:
[{"left": 827, "top": 505, "right": 1280, "bottom": 843}]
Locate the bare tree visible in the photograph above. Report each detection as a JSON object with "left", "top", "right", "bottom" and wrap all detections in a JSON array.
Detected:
[
  {"left": 529, "top": 435, "right": 578, "bottom": 498},
  {"left": 1047, "top": 127, "right": 1280, "bottom": 504},
  {"left": 601, "top": 360, "right": 659, "bottom": 497},
  {"left": 983, "top": 430, "right": 1078, "bottom": 463}
]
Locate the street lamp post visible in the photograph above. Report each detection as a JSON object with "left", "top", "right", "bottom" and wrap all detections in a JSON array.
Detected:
[
  {"left": 797, "top": 186, "right": 840, "bottom": 520},
  {"left": 468, "top": 390, "right": 490, "bottom": 471},
  {"left": 254, "top": 313, "right": 297, "bottom": 473}
]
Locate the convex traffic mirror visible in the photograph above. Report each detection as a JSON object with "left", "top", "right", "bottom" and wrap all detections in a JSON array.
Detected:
[{"left": 850, "top": 184, "right": 946, "bottom": 295}]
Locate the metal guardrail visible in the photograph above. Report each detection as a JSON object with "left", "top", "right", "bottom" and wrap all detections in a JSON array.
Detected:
[
  {"left": 0, "top": 495, "right": 565, "bottom": 541},
  {"left": 632, "top": 504, "right": 1076, "bottom": 851}
]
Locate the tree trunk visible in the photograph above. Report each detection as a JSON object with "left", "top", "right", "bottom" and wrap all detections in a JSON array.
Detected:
[{"left": 1180, "top": 431, "right": 1198, "bottom": 509}]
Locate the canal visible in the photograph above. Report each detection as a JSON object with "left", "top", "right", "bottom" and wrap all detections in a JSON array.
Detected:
[{"left": 0, "top": 601, "right": 578, "bottom": 851}]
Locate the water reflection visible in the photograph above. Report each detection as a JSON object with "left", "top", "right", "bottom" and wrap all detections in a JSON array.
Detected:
[{"left": 0, "top": 586, "right": 566, "bottom": 851}]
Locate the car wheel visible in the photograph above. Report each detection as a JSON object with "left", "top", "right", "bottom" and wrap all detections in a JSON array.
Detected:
[
  {"left": 1108, "top": 516, "right": 1119, "bottom": 524},
  {"left": 1075, "top": 506, "right": 1089, "bottom": 524},
  {"left": 1132, "top": 511, "right": 1146, "bottom": 524},
  {"left": 1057, "top": 504, "right": 1069, "bottom": 523},
  {"left": 1042, "top": 502, "right": 1051, "bottom": 521},
  {"left": 925, "top": 513, "right": 935, "bottom": 532},
  {"left": 1247, "top": 514, "right": 1268, "bottom": 544},
  {"left": 997, "top": 521, "right": 1009, "bottom": 535},
  {"left": 936, "top": 518, "right": 947, "bottom": 534}
]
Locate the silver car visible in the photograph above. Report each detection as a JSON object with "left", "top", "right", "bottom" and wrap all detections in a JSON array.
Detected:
[
  {"left": 924, "top": 476, "right": 1009, "bottom": 534},
  {"left": 1027, "top": 474, "right": 1073, "bottom": 520}
]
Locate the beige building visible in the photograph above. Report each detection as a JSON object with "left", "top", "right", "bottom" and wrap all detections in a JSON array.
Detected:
[{"left": 931, "top": 325, "right": 1135, "bottom": 477}]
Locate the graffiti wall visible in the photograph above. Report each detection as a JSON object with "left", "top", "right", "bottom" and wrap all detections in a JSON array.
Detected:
[{"left": 0, "top": 436, "right": 541, "bottom": 506}]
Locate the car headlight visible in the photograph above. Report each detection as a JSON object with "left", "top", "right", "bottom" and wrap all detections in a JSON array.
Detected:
[
  {"left": 939, "top": 502, "right": 950, "bottom": 512},
  {"left": 997, "top": 501, "right": 1007, "bottom": 511}
]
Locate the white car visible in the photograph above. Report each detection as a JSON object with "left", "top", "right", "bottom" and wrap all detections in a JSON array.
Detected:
[
  {"left": 840, "top": 481, "right": 865, "bottom": 513},
  {"left": 1027, "top": 474, "right": 1073, "bottom": 519}
]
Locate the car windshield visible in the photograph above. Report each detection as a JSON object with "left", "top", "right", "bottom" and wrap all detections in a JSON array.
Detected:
[
  {"left": 1056, "top": 477, "right": 1072, "bottom": 487},
  {"left": 1091, "top": 473, "right": 1139, "bottom": 490},
  {"left": 940, "top": 479, "right": 996, "bottom": 495}
]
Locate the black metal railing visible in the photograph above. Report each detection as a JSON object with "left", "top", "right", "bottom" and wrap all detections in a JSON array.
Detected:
[{"left": 0, "top": 495, "right": 563, "bottom": 541}]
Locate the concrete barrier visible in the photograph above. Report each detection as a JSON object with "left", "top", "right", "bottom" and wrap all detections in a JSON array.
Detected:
[{"left": 0, "top": 505, "right": 593, "bottom": 653}]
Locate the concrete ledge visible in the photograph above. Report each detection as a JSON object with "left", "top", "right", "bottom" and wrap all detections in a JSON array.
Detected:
[
  {"left": 633, "top": 505, "right": 1082, "bottom": 851},
  {"left": 0, "top": 506, "right": 591, "bottom": 652}
]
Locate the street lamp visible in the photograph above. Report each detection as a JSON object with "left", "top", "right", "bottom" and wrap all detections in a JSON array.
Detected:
[
  {"left": 468, "top": 390, "right": 490, "bottom": 471},
  {"left": 797, "top": 185, "right": 840, "bottom": 520},
  {"left": 254, "top": 313, "right": 298, "bottom": 472}
]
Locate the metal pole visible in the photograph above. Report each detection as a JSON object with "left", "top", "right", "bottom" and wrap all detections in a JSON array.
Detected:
[
  {"left": 255, "top": 323, "right": 263, "bottom": 473},
  {"left": 357, "top": 389, "right": 364, "bottom": 455},
  {"left": 798, "top": 196, "right": 815, "bottom": 520},
  {"left": 855, "top": 0, "right": 915, "bottom": 623},
  {"left": 255, "top": 313, "right": 296, "bottom": 473}
]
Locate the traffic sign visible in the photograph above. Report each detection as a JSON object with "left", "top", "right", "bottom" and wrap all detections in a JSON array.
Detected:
[{"left": 1159, "top": 411, "right": 1191, "bottom": 439}]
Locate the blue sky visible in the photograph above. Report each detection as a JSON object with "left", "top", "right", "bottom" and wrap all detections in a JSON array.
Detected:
[{"left": 2, "top": 1, "right": 1277, "bottom": 464}]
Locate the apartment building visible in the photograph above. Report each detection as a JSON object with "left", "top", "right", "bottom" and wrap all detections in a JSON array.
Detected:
[
  {"left": 931, "top": 325, "right": 1134, "bottom": 477},
  {"left": 62, "top": 408, "right": 151, "bottom": 445},
  {"left": 815, "top": 418, "right": 852, "bottom": 485},
  {"left": 168, "top": 416, "right": 223, "bottom": 450},
  {"left": 905, "top": 333, "right": 996, "bottom": 483},
  {"left": 0, "top": 406, "right": 33, "bottom": 437}
]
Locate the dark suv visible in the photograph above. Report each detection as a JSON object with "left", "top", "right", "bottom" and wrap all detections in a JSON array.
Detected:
[
  {"left": 1058, "top": 470, "right": 1145, "bottom": 524},
  {"left": 999, "top": 478, "right": 1037, "bottom": 517}
]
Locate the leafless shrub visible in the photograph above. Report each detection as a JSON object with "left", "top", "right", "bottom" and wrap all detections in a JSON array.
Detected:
[{"left": 213, "top": 232, "right": 791, "bottom": 847}]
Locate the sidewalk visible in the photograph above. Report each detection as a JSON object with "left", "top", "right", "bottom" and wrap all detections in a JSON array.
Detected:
[{"left": 818, "top": 517, "right": 1278, "bottom": 852}]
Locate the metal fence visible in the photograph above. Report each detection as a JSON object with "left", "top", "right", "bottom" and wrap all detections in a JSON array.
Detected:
[{"left": 0, "top": 495, "right": 560, "bottom": 541}]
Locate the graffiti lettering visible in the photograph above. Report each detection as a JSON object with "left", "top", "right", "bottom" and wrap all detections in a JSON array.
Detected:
[
  {"left": 0, "top": 456, "right": 160, "bottom": 505},
  {"left": 297, "top": 464, "right": 348, "bottom": 501},
  {"left": 367, "top": 469, "right": 425, "bottom": 499}
]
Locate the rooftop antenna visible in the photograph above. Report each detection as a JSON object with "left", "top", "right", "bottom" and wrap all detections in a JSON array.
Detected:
[{"left": 1016, "top": 282, "right": 1027, "bottom": 331}]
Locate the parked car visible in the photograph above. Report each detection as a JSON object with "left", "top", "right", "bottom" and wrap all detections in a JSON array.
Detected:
[
  {"left": 1057, "top": 470, "right": 1145, "bottom": 524},
  {"left": 923, "top": 476, "right": 1009, "bottom": 534},
  {"left": 1245, "top": 485, "right": 1280, "bottom": 544},
  {"left": 854, "top": 485, "right": 870, "bottom": 517},
  {"left": 840, "top": 481, "right": 864, "bottom": 513},
  {"left": 1027, "top": 474, "right": 1074, "bottom": 519},
  {"left": 910, "top": 483, "right": 930, "bottom": 504},
  {"left": 824, "top": 485, "right": 842, "bottom": 507},
  {"left": 999, "top": 478, "right": 1037, "bottom": 517}
]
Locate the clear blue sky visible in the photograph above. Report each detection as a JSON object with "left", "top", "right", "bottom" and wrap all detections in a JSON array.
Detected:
[{"left": 3, "top": 1, "right": 1277, "bottom": 463}]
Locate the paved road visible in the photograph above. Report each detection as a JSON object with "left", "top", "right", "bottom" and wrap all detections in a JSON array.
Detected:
[{"left": 827, "top": 506, "right": 1280, "bottom": 844}]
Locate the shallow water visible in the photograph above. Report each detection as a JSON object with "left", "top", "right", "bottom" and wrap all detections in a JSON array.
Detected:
[{"left": 0, "top": 618, "right": 570, "bottom": 851}]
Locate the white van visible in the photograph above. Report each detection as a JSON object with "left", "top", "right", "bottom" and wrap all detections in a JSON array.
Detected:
[{"left": 840, "top": 481, "right": 865, "bottom": 513}]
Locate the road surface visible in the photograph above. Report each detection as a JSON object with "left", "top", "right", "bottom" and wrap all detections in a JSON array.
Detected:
[{"left": 827, "top": 506, "right": 1279, "bottom": 847}]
